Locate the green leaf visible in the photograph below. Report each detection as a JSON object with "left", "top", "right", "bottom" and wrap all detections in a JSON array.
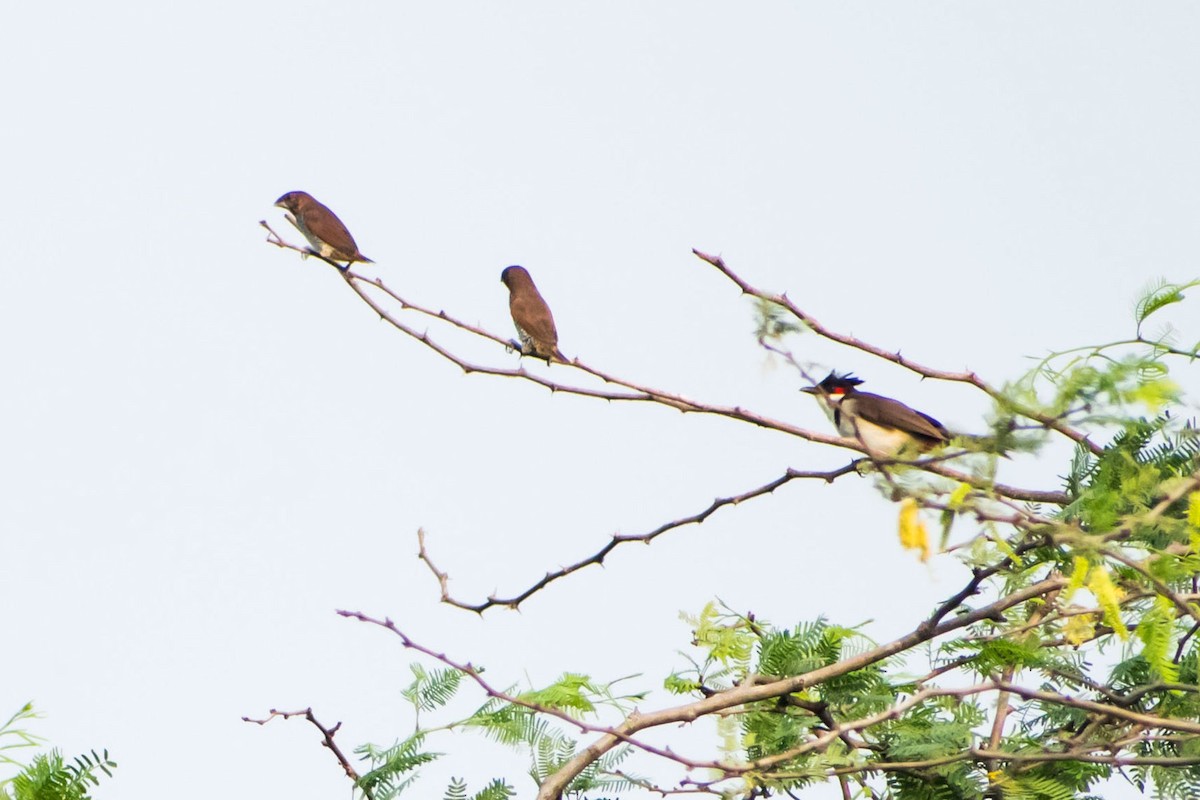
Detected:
[
  {"left": 402, "top": 664, "right": 464, "bottom": 713},
  {"left": 1136, "top": 279, "right": 1200, "bottom": 329},
  {"left": 1136, "top": 595, "right": 1180, "bottom": 683},
  {"left": 356, "top": 733, "right": 441, "bottom": 800}
]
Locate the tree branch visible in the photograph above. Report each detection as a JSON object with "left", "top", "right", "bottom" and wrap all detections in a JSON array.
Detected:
[
  {"left": 532, "top": 575, "right": 1066, "bottom": 799},
  {"left": 691, "top": 248, "right": 1104, "bottom": 456},
  {"left": 242, "top": 707, "right": 369, "bottom": 798},
  {"left": 334, "top": 610, "right": 697, "bottom": 772},
  {"left": 264, "top": 226, "right": 1068, "bottom": 506},
  {"left": 417, "top": 465, "right": 861, "bottom": 612},
  {"left": 994, "top": 681, "right": 1200, "bottom": 735},
  {"left": 342, "top": 271, "right": 1067, "bottom": 505}
]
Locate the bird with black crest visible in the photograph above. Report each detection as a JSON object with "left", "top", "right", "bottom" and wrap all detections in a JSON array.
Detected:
[{"left": 802, "top": 371, "right": 950, "bottom": 458}]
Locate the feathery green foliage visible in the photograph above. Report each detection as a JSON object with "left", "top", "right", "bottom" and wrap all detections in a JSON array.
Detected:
[
  {"left": 403, "top": 665, "right": 464, "bottom": 715},
  {"left": 1135, "top": 279, "right": 1200, "bottom": 336},
  {"left": 443, "top": 777, "right": 515, "bottom": 800},
  {"left": 0, "top": 706, "right": 115, "bottom": 800},
  {"left": 356, "top": 734, "right": 441, "bottom": 800},
  {"left": 0, "top": 750, "right": 116, "bottom": 800},
  {"left": 275, "top": 277, "right": 1200, "bottom": 799},
  {"left": 752, "top": 298, "right": 805, "bottom": 341},
  {"left": 0, "top": 705, "right": 40, "bottom": 775}
]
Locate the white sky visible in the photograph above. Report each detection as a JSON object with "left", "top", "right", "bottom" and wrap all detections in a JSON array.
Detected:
[{"left": 3, "top": 3, "right": 1200, "bottom": 799}]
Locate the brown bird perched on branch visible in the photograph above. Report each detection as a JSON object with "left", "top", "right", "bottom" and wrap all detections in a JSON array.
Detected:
[
  {"left": 274, "top": 191, "right": 373, "bottom": 269},
  {"left": 500, "top": 266, "right": 567, "bottom": 364},
  {"left": 802, "top": 371, "right": 949, "bottom": 457}
]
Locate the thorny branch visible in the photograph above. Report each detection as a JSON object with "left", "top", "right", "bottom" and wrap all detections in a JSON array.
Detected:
[
  {"left": 532, "top": 578, "right": 1070, "bottom": 799},
  {"left": 815, "top": 748, "right": 1200, "bottom": 778},
  {"left": 1104, "top": 547, "right": 1200, "bottom": 625},
  {"left": 352, "top": 271, "right": 1068, "bottom": 504},
  {"left": 260, "top": 223, "right": 1200, "bottom": 798},
  {"left": 263, "top": 220, "right": 1068, "bottom": 505},
  {"left": 336, "top": 610, "right": 683, "bottom": 765},
  {"left": 690, "top": 248, "right": 1105, "bottom": 457},
  {"left": 242, "top": 707, "right": 370, "bottom": 799},
  {"left": 262, "top": 221, "right": 1070, "bottom": 617},
  {"left": 417, "top": 464, "right": 861, "bottom": 613},
  {"left": 337, "top": 572, "right": 1070, "bottom": 800},
  {"left": 334, "top": 568, "right": 1200, "bottom": 796}
]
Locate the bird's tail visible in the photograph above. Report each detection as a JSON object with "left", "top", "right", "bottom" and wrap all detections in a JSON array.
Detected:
[{"left": 948, "top": 432, "right": 1014, "bottom": 459}]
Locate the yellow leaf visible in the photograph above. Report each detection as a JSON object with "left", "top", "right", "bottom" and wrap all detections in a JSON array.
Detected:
[
  {"left": 1064, "top": 556, "right": 1090, "bottom": 602},
  {"left": 1063, "top": 613, "right": 1096, "bottom": 646},
  {"left": 898, "top": 498, "right": 931, "bottom": 562},
  {"left": 1131, "top": 378, "right": 1180, "bottom": 412},
  {"left": 1189, "top": 492, "right": 1200, "bottom": 531},
  {"left": 1087, "top": 567, "right": 1129, "bottom": 641},
  {"left": 947, "top": 483, "right": 971, "bottom": 510},
  {"left": 987, "top": 530, "right": 1022, "bottom": 567}
]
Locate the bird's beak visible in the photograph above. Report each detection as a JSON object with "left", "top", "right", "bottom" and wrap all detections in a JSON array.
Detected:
[{"left": 800, "top": 386, "right": 819, "bottom": 395}]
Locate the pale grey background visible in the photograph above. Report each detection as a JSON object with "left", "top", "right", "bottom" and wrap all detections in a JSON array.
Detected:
[{"left": 3, "top": 3, "right": 1199, "bottom": 798}]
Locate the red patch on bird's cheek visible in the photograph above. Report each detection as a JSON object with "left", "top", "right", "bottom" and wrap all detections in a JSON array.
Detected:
[{"left": 831, "top": 388, "right": 847, "bottom": 395}]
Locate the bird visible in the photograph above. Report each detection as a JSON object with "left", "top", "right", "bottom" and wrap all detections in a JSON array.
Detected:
[
  {"left": 274, "top": 191, "right": 373, "bottom": 269},
  {"left": 500, "top": 266, "right": 567, "bottom": 363},
  {"left": 801, "top": 371, "right": 949, "bottom": 457}
]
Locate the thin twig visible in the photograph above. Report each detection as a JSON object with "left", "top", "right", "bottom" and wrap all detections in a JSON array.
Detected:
[
  {"left": 417, "top": 465, "right": 861, "bottom": 612},
  {"left": 242, "top": 707, "right": 371, "bottom": 799},
  {"left": 347, "top": 272, "right": 1067, "bottom": 505},
  {"left": 264, "top": 227, "right": 1068, "bottom": 506},
  {"left": 335, "top": 611, "right": 687, "bottom": 769},
  {"left": 994, "top": 681, "right": 1200, "bottom": 734},
  {"left": 261, "top": 220, "right": 352, "bottom": 273},
  {"left": 1104, "top": 548, "right": 1200, "bottom": 625},
  {"left": 820, "top": 746, "right": 1200, "bottom": 777}
]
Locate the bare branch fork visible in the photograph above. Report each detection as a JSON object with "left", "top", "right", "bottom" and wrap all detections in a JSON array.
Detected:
[
  {"left": 261, "top": 219, "right": 351, "bottom": 272},
  {"left": 242, "top": 707, "right": 371, "bottom": 799},
  {"left": 417, "top": 455, "right": 1057, "bottom": 614},
  {"left": 417, "top": 464, "right": 862, "bottom": 613}
]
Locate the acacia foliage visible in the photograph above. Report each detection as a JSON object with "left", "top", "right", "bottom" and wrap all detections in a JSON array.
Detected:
[
  {"left": 257, "top": 236, "right": 1200, "bottom": 800},
  {"left": 0, "top": 704, "right": 116, "bottom": 800}
]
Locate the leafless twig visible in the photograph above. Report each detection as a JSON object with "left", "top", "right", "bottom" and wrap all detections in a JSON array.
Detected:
[
  {"left": 264, "top": 224, "right": 1066, "bottom": 505},
  {"left": 261, "top": 220, "right": 352, "bottom": 272},
  {"left": 417, "top": 464, "right": 861, "bottom": 612},
  {"left": 242, "top": 707, "right": 370, "bottom": 798}
]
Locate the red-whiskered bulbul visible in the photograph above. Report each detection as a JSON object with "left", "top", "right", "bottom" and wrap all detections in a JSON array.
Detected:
[{"left": 802, "top": 371, "right": 950, "bottom": 457}]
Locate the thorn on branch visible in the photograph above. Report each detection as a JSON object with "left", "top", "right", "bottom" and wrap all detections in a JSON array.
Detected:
[{"left": 241, "top": 707, "right": 368, "bottom": 796}]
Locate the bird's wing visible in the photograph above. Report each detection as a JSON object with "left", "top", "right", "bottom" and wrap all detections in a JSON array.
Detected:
[
  {"left": 509, "top": 292, "right": 559, "bottom": 347},
  {"left": 303, "top": 202, "right": 361, "bottom": 256},
  {"left": 850, "top": 393, "right": 948, "bottom": 441}
]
